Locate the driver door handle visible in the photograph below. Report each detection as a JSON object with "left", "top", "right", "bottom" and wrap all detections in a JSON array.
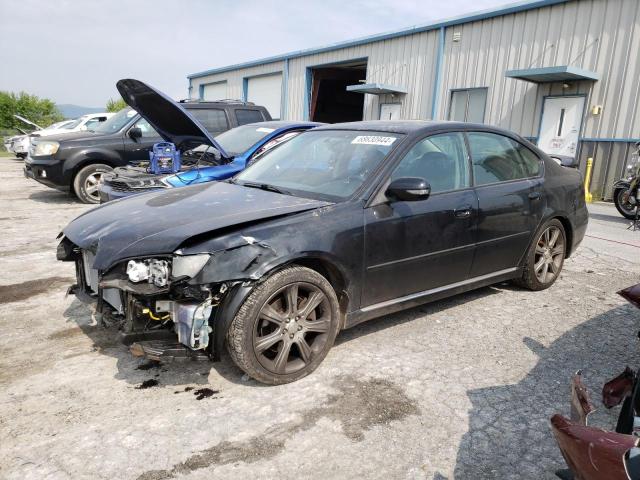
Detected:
[
  {"left": 528, "top": 191, "right": 541, "bottom": 200},
  {"left": 454, "top": 205, "right": 473, "bottom": 218}
]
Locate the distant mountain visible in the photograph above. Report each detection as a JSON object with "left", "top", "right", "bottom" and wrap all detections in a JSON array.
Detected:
[{"left": 56, "top": 104, "right": 105, "bottom": 119}]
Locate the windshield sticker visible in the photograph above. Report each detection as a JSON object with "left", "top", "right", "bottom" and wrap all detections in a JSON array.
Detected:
[
  {"left": 256, "top": 127, "right": 275, "bottom": 133},
  {"left": 351, "top": 135, "right": 397, "bottom": 146}
]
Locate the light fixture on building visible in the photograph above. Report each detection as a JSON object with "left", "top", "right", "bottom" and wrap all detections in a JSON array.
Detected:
[
  {"left": 562, "top": 83, "right": 571, "bottom": 89},
  {"left": 591, "top": 105, "right": 603, "bottom": 115},
  {"left": 452, "top": 32, "right": 461, "bottom": 42}
]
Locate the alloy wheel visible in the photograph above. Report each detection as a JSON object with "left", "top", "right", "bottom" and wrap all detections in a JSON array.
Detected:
[
  {"left": 252, "top": 282, "right": 332, "bottom": 375},
  {"left": 84, "top": 172, "right": 104, "bottom": 201},
  {"left": 534, "top": 225, "right": 565, "bottom": 284}
]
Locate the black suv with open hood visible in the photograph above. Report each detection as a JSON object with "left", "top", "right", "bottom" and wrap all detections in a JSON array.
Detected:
[{"left": 24, "top": 80, "right": 270, "bottom": 203}]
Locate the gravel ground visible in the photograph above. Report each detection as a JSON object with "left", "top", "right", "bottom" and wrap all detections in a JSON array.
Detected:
[{"left": 1, "top": 156, "right": 639, "bottom": 480}]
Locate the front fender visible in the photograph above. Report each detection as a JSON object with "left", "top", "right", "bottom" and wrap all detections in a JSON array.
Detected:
[
  {"left": 62, "top": 148, "right": 124, "bottom": 180},
  {"left": 613, "top": 179, "right": 631, "bottom": 190}
]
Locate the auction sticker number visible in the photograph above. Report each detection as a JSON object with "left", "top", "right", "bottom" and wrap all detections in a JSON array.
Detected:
[{"left": 351, "top": 136, "right": 397, "bottom": 146}]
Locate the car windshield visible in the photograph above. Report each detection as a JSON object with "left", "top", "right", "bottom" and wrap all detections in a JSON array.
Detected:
[
  {"left": 234, "top": 130, "right": 402, "bottom": 201},
  {"left": 61, "top": 117, "right": 84, "bottom": 130},
  {"left": 91, "top": 108, "right": 137, "bottom": 134},
  {"left": 190, "top": 125, "right": 277, "bottom": 156}
]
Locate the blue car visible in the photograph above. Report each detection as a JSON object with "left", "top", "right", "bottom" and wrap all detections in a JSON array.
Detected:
[
  {"left": 99, "top": 122, "right": 320, "bottom": 202},
  {"left": 98, "top": 80, "right": 321, "bottom": 202}
]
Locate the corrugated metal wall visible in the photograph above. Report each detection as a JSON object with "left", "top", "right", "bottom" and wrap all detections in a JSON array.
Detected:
[
  {"left": 285, "top": 30, "right": 440, "bottom": 121},
  {"left": 437, "top": 0, "right": 640, "bottom": 140},
  {"left": 190, "top": 61, "right": 285, "bottom": 101}
]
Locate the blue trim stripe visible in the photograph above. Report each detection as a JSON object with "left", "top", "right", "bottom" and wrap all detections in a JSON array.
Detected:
[
  {"left": 431, "top": 26, "right": 445, "bottom": 119},
  {"left": 188, "top": 0, "right": 569, "bottom": 79},
  {"left": 580, "top": 137, "right": 640, "bottom": 143}
]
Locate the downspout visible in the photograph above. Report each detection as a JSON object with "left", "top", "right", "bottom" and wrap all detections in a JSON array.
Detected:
[
  {"left": 430, "top": 26, "right": 445, "bottom": 120},
  {"left": 282, "top": 58, "right": 289, "bottom": 120},
  {"left": 188, "top": 78, "right": 193, "bottom": 100}
]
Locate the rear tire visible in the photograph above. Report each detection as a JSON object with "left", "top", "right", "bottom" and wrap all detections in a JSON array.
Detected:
[
  {"left": 614, "top": 188, "right": 638, "bottom": 220},
  {"left": 73, "top": 163, "right": 112, "bottom": 204},
  {"left": 226, "top": 266, "right": 340, "bottom": 385},
  {"left": 514, "top": 219, "right": 566, "bottom": 291}
]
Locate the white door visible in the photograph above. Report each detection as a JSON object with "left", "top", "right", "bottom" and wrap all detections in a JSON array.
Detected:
[
  {"left": 380, "top": 103, "right": 402, "bottom": 120},
  {"left": 202, "top": 81, "right": 227, "bottom": 101},
  {"left": 247, "top": 73, "right": 282, "bottom": 119},
  {"left": 538, "top": 96, "right": 585, "bottom": 157}
]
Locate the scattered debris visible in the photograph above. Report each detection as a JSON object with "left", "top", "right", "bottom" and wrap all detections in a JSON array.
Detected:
[
  {"left": 136, "top": 379, "right": 159, "bottom": 389},
  {"left": 193, "top": 388, "right": 219, "bottom": 400}
]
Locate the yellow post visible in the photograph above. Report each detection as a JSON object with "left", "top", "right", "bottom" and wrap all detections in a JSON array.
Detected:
[{"left": 584, "top": 157, "right": 593, "bottom": 203}]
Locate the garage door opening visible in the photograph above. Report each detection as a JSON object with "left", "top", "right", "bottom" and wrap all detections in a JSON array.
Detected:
[{"left": 309, "top": 61, "right": 367, "bottom": 123}]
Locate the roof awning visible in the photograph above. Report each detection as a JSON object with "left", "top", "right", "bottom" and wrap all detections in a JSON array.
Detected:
[
  {"left": 346, "top": 83, "right": 407, "bottom": 95},
  {"left": 505, "top": 66, "right": 599, "bottom": 84}
]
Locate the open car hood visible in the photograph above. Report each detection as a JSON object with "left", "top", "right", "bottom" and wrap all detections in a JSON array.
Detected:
[
  {"left": 14, "top": 114, "right": 42, "bottom": 130},
  {"left": 116, "top": 78, "right": 229, "bottom": 158}
]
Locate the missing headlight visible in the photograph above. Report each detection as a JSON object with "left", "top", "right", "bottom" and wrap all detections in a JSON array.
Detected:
[{"left": 126, "top": 259, "right": 170, "bottom": 287}]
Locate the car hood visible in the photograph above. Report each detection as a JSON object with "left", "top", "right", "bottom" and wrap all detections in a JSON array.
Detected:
[
  {"left": 63, "top": 181, "right": 331, "bottom": 270},
  {"left": 117, "top": 78, "right": 229, "bottom": 159},
  {"left": 30, "top": 130, "right": 104, "bottom": 143}
]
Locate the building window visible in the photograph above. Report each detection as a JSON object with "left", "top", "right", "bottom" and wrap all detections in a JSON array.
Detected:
[{"left": 448, "top": 88, "right": 487, "bottom": 123}]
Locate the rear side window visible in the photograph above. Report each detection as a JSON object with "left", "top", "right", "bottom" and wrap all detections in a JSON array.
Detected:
[
  {"left": 467, "top": 132, "right": 537, "bottom": 185},
  {"left": 188, "top": 108, "right": 229, "bottom": 135},
  {"left": 514, "top": 143, "right": 542, "bottom": 177},
  {"left": 235, "top": 109, "right": 265, "bottom": 126}
]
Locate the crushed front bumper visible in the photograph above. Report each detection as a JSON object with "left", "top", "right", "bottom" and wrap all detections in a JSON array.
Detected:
[{"left": 63, "top": 244, "right": 220, "bottom": 359}]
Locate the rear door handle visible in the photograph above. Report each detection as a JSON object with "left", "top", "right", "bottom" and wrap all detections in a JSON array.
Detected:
[
  {"left": 528, "top": 191, "right": 541, "bottom": 200},
  {"left": 454, "top": 205, "right": 473, "bottom": 218}
]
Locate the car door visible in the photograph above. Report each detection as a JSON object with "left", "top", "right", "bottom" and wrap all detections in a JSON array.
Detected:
[
  {"left": 466, "top": 131, "right": 544, "bottom": 277},
  {"left": 362, "top": 132, "right": 478, "bottom": 307},
  {"left": 123, "top": 118, "right": 162, "bottom": 163}
]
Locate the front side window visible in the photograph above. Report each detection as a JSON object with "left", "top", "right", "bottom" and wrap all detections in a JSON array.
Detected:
[
  {"left": 235, "top": 130, "right": 403, "bottom": 201},
  {"left": 467, "top": 132, "right": 538, "bottom": 185},
  {"left": 449, "top": 88, "right": 487, "bottom": 123},
  {"left": 391, "top": 132, "right": 470, "bottom": 194},
  {"left": 188, "top": 108, "right": 229, "bottom": 135},
  {"left": 132, "top": 118, "right": 158, "bottom": 138}
]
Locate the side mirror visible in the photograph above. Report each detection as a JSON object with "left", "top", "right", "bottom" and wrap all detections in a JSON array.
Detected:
[
  {"left": 386, "top": 177, "right": 431, "bottom": 201},
  {"left": 128, "top": 127, "right": 142, "bottom": 140},
  {"left": 550, "top": 154, "right": 578, "bottom": 168},
  {"left": 79, "top": 125, "right": 87, "bottom": 131}
]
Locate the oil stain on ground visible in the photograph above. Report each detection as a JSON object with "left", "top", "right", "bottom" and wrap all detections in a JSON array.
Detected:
[
  {"left": 137, "top": 376, "right": 419, "bottom": 480},
  {"left": 0, "top": 276, "right": 73, "bottom": 304}
]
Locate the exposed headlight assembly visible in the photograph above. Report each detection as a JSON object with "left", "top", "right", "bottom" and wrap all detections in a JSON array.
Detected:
[
  {"left": 126, "top": 258, "right": 170, "bottom": 287},
  {"left": 172, "top": 253, "right": 210, "bottom": 279},
  {"left": 33, "top": 140, "right": 59, "bottom": 156},
  {"left": 128, "top": 177, "right": 170, "bottom": 189}
]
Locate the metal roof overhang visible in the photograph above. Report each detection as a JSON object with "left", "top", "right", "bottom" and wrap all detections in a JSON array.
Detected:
[
  {"left": 505, "top": 66, "right": 600, "bottom": 83},
  {"left": 346, "top": 83, "right": 407, "bottom": 95}
]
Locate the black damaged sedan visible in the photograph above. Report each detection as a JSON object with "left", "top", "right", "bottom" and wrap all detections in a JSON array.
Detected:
[{"left": 58, "top": 121, "right": 588, "bottom": 384}]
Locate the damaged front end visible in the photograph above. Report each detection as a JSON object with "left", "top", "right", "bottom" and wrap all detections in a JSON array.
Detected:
[{"left": 58, "top": 237, "right": 239, "bottom": 361}]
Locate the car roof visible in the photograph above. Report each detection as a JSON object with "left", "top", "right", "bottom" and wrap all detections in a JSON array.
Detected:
[
  {"left": 244, "top": 120, "right": 324, "bottom": 129},
  {"left": 313, "top": 120, "right": 513, "bottom": 136}
]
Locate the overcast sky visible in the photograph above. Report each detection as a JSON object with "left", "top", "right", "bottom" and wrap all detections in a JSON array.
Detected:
[{"left": 0, "top": 0, "right": 510, "bottom": 108}]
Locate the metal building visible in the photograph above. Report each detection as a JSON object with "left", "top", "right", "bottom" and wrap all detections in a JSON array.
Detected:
[{"left": 187, "top": 0, "right": 640, "bottom": 200}]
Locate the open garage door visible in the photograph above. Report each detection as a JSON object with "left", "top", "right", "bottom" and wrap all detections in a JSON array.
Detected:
[
  {"left": 310, "top": 61, "right": 366, "bottom": 123},
  {"left": 247, "top": 73, "right": 282, "bottom": 120},
  {"left": 202, "top": 81, "right": 228, "bottom": 101}
]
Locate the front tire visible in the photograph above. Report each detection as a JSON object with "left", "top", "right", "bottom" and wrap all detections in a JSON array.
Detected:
[
  {"left": 614, "top": 188, "right": 638, "bottom": 220},
  {"left": 73, "top": 163, "right": 113, "bottom": 204},
  {"left": 515, "top": 219, "right": 566, "bottom": 291},
  {"left": 226, "top": 266, "right": 340, "bottom": 385}
]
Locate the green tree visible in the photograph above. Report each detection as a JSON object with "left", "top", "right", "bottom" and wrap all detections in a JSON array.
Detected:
[
  {"left": 0, "top": 91, "right": 63, "bottom": 130},
  {"left": 106, "top": 97, "right": 127, "bottom": 113}
]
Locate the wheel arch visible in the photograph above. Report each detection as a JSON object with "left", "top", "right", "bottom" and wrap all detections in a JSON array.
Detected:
[
  {"left": 553, "top": 215, "right": 574, "bottom": 258},
  {"left": 64, "top": 150, "right": 121, "bottom": 190}
]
